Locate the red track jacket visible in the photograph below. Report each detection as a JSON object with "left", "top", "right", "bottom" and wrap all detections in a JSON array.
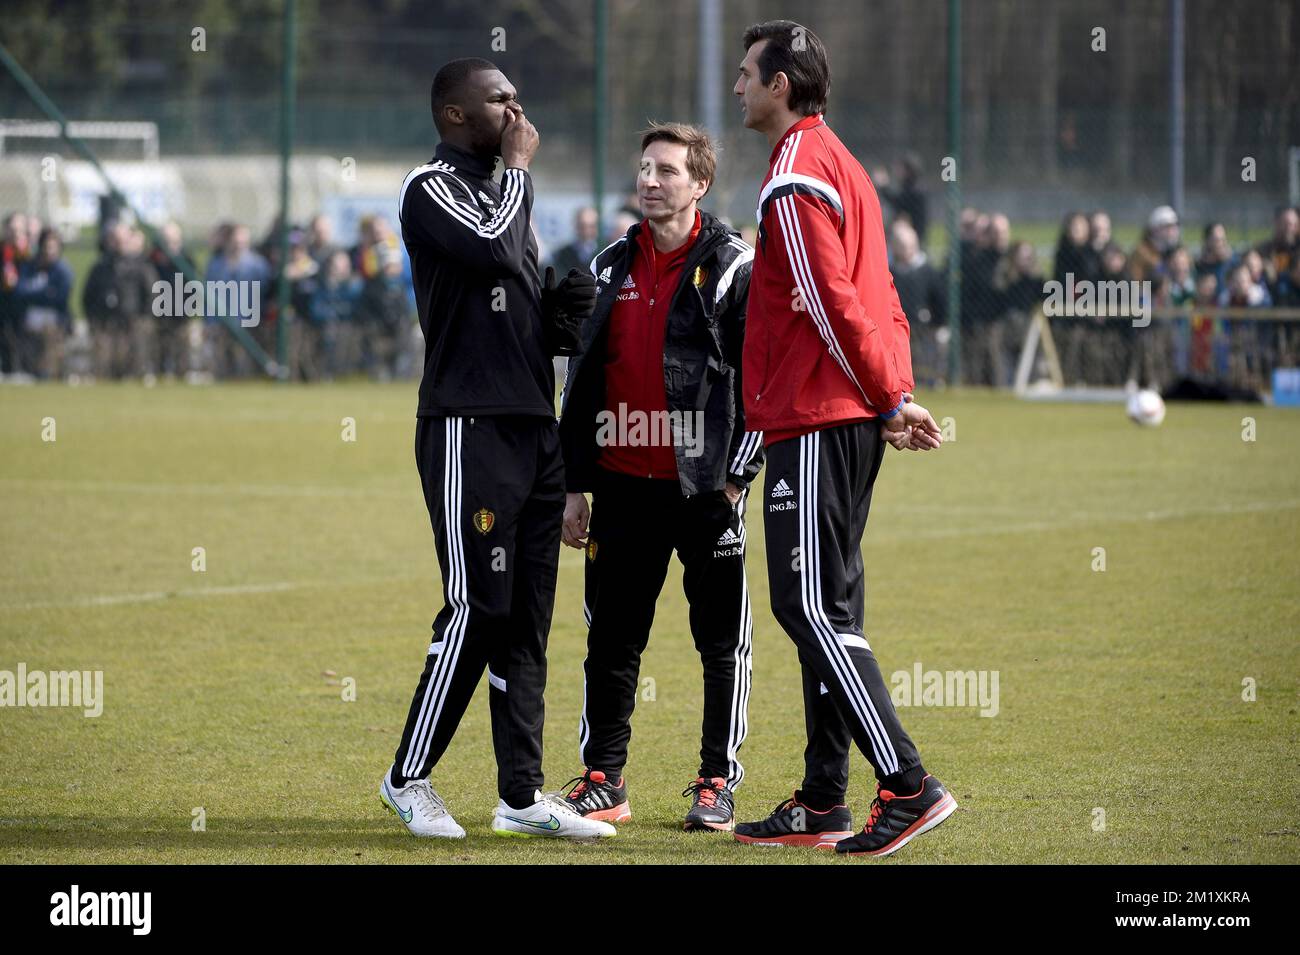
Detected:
[{"left": 743, "top": 114, "right": 914, "bottom": 444}]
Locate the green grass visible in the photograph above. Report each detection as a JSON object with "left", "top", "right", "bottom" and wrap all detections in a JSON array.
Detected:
[{"left": 1, "top": 383, "right": 1297, "bottom": 864}]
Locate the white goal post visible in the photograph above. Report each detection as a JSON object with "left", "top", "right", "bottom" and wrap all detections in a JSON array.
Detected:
[{"left": 0, "top": 119, "right": 159, "bottom": 160}]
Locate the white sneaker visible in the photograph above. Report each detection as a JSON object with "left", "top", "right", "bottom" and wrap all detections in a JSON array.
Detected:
[
  {"left": 491, "top": 790, "right": 617, "bottom": 840},
  {"left": 380, "top": 769, "right": 466, "bottom": 839}
]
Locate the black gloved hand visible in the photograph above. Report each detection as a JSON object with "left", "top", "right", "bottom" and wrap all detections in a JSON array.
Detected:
[{"left": 541, "top": 266, "right": 596, "bottom": 356}]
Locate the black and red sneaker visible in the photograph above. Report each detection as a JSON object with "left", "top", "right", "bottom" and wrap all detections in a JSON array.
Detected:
[
  {"left": 560, "top": 769, "right": 631, "bottom": 823},
  {"left": 683, "top": 777, "right": 735, "bottom": 832},
  {"left": 835, "top": 774, "right": 957, "bottom": 857},
  {"left": 733, "top": 795, "right": 853, "bottom": 849}
]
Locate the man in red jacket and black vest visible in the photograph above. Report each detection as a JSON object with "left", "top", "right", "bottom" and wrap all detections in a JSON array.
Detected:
[{"left": 731, "top": 19, "right": 958, "bottom": 857}]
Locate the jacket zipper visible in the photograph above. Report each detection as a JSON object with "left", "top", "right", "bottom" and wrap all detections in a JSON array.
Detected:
[{"left": 662, "top": 230, "right": 730, "bottom": 495}]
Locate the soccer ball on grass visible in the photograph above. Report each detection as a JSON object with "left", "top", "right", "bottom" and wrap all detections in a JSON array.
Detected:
[{"left": 1126, "top": 389, "right": 1166, "bottom": 427}]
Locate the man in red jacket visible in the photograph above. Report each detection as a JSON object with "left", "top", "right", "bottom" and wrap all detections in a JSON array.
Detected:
[{"left": 731, "top": 19, "right": 957, "bottom": 857}]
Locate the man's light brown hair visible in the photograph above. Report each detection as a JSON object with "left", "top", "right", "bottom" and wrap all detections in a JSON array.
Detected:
[{"left": 640, "top": 122, "right": 717, "bottom": 195}]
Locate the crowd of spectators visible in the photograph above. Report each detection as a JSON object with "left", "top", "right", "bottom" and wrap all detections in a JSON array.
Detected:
[
  {"left": 1043, "top": 204, "right": 1298, "bottom": 388},
  {"left": 2, "top": 188, "right": 1297, "bottom": 392},
  {"left": 1, "top": 213, "right": 75, "bottom": 380},
  {"left": 0, "top": 210, "right": 418, "bottom": 383},
  {"left": 879, "top": 178, "right": 1299, "bottom": 390}
]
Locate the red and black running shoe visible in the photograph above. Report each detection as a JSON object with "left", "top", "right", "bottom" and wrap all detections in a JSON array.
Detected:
[
  {"left": 733, "top": 795, "right": 853, "bottom": 849},
  {"left": 683, "top": 777, "right": 735, "bottom": 832},
  {"left": 560, "top": 769, "right": 631, "bottom": 823},
  {"left": 834, "top": 774, "right": 957, "bottom": 857}
]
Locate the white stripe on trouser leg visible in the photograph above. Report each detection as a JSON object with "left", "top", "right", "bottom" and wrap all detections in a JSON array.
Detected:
[
  {"left": 578, "top": 676, "right": 590, "bottom": 764},
  {"left": 726, "top": 576, "right": 752, "bottom": 789},
  {"left": 404, "top": 417, "right": 469, "bottom": 776},
  {"left": 403, "top": 417, "right": 471, "bottom": 779},
  {"left": 797, "top": 432, "right": 899, "bottom": 775},
  {"left": 839, "top": 633, "right": 871, "bottom": 651},
  {"left": 735, "top": 484, "right": 750, "bottom": 547},
  {"left": 800, "top": 436, "right": 894, "bottom": 774},
  {"left": 578, "top": 596, "right": 592, "bottom": 763},
  {"left": 402, "top": 420, "right": 459, "bottom": 778},
  {"left": 795, "top": 434, "right": 884, "bottom": 761},
  {"left": 724, "top": 487, "right": 752, "bottom": 789},
  {"left": 796, "top": 436, "right": 869, "bottom": 735},
  {"left": 487, "top": 669, "right": 506, "bottom": 692},
  {"left": 806, "top": 431, "right": 897, "bottom": 772}
]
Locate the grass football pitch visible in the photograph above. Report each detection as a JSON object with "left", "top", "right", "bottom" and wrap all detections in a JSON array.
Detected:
[{"left": 1, "top": 383, "right": 1296, "bottom": 864}]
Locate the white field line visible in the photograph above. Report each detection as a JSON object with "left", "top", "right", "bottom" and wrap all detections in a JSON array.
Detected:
[
  {"left": 2, "top": 557, "right": 588, "bottom": 611},
  {"left": 5, "top": 581, "right": 303, "bottom": 611}
]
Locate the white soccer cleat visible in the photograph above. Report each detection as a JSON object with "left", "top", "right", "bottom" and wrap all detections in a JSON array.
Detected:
[
  {"left": 380, "top": 770, "right": 466, "bottom": 839},
  {"left": 491, "top": 790, "right": 617, "bottom": 840}
]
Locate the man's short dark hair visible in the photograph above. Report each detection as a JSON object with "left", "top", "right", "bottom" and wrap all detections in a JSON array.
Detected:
[
  {"left": 431, "top": 57, "right": 499, "bottom": 133},
  {"left": 741, "top": 20, "right": 830, "bottom": 116}
]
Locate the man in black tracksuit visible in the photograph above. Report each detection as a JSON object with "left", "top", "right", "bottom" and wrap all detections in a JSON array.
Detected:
[
  {"left": 558, "top": 123, "right": 762, "bottom": 833},
  {"left": 379, "top": 58, "right": 610, "bottom": 841}
]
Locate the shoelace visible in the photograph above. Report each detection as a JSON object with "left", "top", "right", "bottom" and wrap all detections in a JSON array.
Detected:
[
  {"left": 542, "top": 792, "right": 585, "bottom": 818},
  {"left": 560, "top": 772, "right": 600, "bottom": 802},
  {"left": 408, "top": 781, "right": 447, "bottom": 823},
  {"left": 864, "top": 789, "right": 890, "bottom": 833},
  {"left": 683, "top": 779, "right": 725, "bottom": 807}
]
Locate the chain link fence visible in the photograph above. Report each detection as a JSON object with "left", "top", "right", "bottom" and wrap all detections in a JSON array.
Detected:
[{"left": 1, "top": 0, "right": 1296, "bottom": 389}]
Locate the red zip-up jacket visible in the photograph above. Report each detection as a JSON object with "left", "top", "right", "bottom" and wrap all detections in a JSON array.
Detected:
[
  {"left": 743, "top": 114, "right": 914, "bottom": 444},
  {"left": 599, "top": 213, "right": 702, "bottom": 479}
]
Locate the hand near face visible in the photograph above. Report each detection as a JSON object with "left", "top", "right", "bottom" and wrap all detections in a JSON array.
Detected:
[{"left": 500, "top": 108, "right": 539, "bottom": 170}]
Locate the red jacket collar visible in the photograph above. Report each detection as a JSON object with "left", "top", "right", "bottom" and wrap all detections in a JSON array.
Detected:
[
  {"left": 768, "top": 113, "right": 825, "bottom": 166},
  {"left": 636, "top": 210, "right": 702, "bottom": 263}
]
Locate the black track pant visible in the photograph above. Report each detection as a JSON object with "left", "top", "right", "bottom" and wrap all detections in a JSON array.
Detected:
[
  {"left": 762, "top": 420, "right": 922, "bottom": 801},
  {"left": 390, "top": 414, "right": 564, "bottom": 806},
  {"left": 579, "top": 470, "right": 753, "bottom": 788}
]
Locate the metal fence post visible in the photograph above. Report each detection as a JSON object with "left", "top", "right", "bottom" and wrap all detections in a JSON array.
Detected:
[
  {"left": 946, "top": 0, "right": 963, "bottom": 387},
  {"left": 276, "top": 0, "right": 298, "bottom": 379}
]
